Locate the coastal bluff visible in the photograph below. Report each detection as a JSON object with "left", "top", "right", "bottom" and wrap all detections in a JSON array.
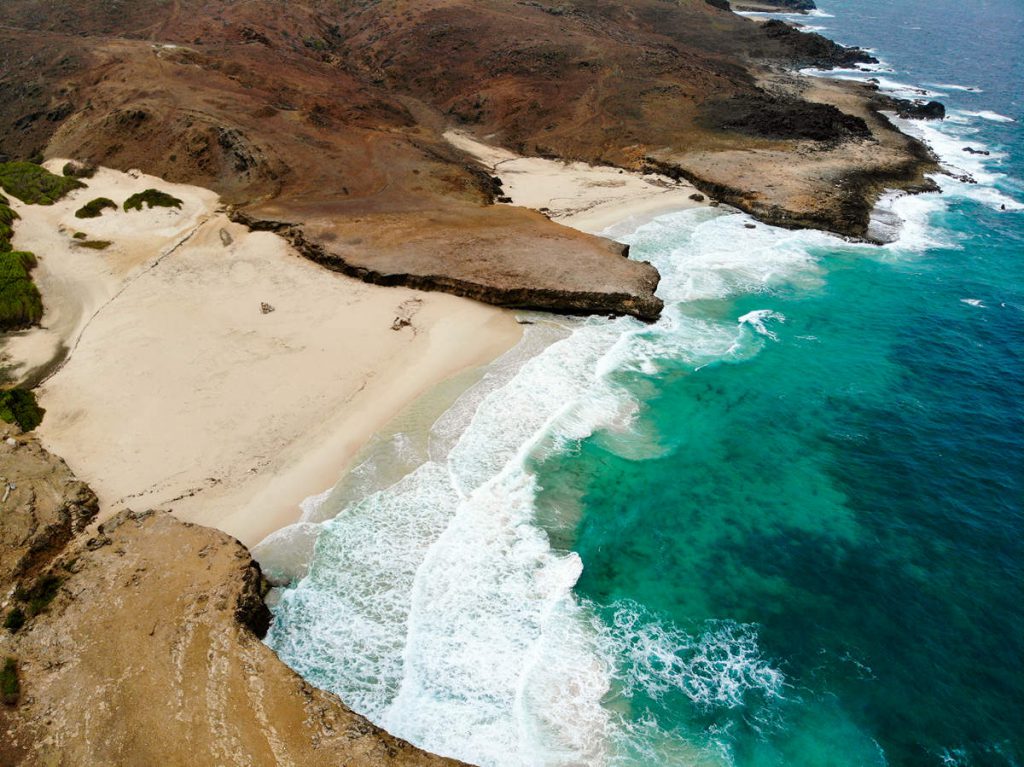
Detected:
[{"left": 0, "top": 437, "right": 464, "bottom": 767}]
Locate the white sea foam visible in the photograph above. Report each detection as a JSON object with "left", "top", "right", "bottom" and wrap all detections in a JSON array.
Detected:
[
  {"left": 738, "top": 309, "right": 786, "bottom": 341},
  {"left": 264, "top": 206, "right": 810, "bottom": 766},
  {"left": 958, "top": 110, "right": 1016, "bottom": 123},
  {"left": 925, "top": 82, "right": 983, "bottom": 94},
  {"left": 961, "top": 298, "right": 985, "bottom": 308}
]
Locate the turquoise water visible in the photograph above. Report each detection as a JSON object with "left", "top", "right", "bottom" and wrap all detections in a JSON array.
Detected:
[{"left": 264, "top": 1, "right": 1023, "bottom": 764}]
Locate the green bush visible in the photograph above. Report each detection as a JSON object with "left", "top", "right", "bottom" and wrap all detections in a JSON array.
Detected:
[
  {"left": 14, "top": 574, "right": 62, "bottom": 616},
  {"left": 62, "top": 161, "right": 97, "bottom": 179},
  {"left": 123, "top": 188, "right": 183, "bottom": 212},
  {"left": 0, "top": 161, "right": 85, "bottom": 205},
  {"left": 0, "top": 251, "right": 43, "bottom": 330},
  {"left": 74, "top": 197, "right": 117, "bottom": 219},
  {"left": 0, "top": 204, "right": 17, "bottom": 253},
  {"left": 1, "top": 658, "right": 18, "bottom": 705},
  {"left": 76, "top": 240, "right": 112, "bottom": 250},
  {"left": 0, "top": 388, "right": 45, "bottom": 431},
  {"left": 3, "top": 608, "right": 25, "bottom": 633}
]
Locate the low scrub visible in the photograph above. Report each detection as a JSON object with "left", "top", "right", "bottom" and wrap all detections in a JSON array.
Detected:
[
  {"left": 0, "top": 200, "right": 17, "bottom": 252},
  {"left": 75, "top": 197, "right": 117, "bottom": 219},
  {"left": 123, "top": 188, "right": 183, "bottom": 212},
  {"left": 0, "top": 389, "right": 46, "bottom": 431},
  {"left": 1, "top": 658, "right": 18, "bottom": 705},
  {"left": 14, "top": 574, "right": 63, "bottom": 616},
  {"left": 62, "top": 161, "right": 97, "bottom": 179},
  {"left": 76, "top": 240, "right": 112, "bottom": 250},
  {"left": 3, "top": 608, "right": 25, "bottom": 633},
  {"left": 0, "top": 161, "right": 85, "bottom": 205},
  {"left": 0, "top": 250, "right": 43, "bottom": 330}
]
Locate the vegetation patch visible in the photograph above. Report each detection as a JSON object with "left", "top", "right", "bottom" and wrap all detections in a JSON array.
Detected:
[
  {"left": 75, "top": 197, "right": 117, "bottom": 219},
  {"left": 123, "top": 188, "right": 183, "bottom": 212},
  {"left": 0, "top": 389, "right": 45, "bottom": 431},
  {"left": 62, "top": 161, "right": 97, "bottom": 179},
  {"left": 14, "top": 574, "right": 63, "bottom": 617},
  {"left": 0, "top": 200, "right": 17, "bottom": 252},
  {"left": 73, "top": 231, "right": 87, "bottom": 240},
  {"left": 1, "top": 658, "right": 18, "bottom": 705},
  {"left": 0, "top": 251, "right": 43, "bottom": 330},
  {"left": 76, "top": 240, "right": 112, "bottom": 250},
  {"left": 0, "top": 161, "right": 85, "bottom": 205},
  {"left": 3, "top": 608, "right": 25, "bottom": 633}
]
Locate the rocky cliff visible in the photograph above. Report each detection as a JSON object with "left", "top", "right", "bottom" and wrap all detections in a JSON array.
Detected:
[{"left": 0, "top": 438, "right": 463, "bottom": 767}]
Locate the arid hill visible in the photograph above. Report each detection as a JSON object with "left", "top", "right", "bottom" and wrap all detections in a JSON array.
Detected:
[{"left": 0, "top": 0, "right": 935, "bottom": 315}]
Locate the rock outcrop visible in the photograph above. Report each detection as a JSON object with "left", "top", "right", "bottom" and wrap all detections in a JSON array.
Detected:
[
  {"left": 0, "top": 432, "right": 98, "bottom": 583},
  {"left": 0, "top": 440, "right": 463, "bottom": 767},
  {"left": 232, "top": 209, "right": 664, "bottom": 322}
]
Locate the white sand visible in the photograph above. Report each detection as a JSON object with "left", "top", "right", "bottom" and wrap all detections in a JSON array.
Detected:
[
  {"left": 445, "top": 130, "right": 708, "bottom": 233},
  {"left": 9, "top": 163, "right": 520, "bottom": 546}
]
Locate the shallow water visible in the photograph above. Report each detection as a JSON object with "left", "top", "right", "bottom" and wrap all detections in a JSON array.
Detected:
[{"left": 264, "top": 1, "right": 1024, "bottom": 764}]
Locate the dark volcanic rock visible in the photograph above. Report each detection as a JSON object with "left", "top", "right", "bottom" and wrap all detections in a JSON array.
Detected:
[
  {"left": 705, "top": 0, "right": 731, "bottom": 10},
  {"left": 761, "top": 19, "right": 878, "bottom": 69},
  {"left": 770, "top": 0, "right": 817, "bottom": 10},
  {"left": 701, "top": 92, "right": 870, "bottom": 141},
  {"left": 896, "top": 100, "right": 946, "bottom": 120}
]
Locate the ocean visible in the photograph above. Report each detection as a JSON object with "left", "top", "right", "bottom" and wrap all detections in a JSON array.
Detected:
[{"left": 260, "top": 1, "right": 1024, "bottom": 764}]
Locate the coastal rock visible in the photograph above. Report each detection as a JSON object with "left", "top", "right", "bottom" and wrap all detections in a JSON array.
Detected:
[
  {"left": 0, "top": 501, "right": 464, "bottom": 767},
  {"left": 895, "top": 100, "right": 946, "bottom": 120},
  {"left": 758, "top": 19, "right": 878, "bottom": 69},
  {"left": 701, "top": 92, "right": 870, "bottom": 141},
  {"left": 0, "top": 435, "right": 98, "bottom": 584},
  {"left": 734, "top": 0, "right": 815, "bottom": 12},
  {"left": 231, "top": 207, "right": 665, "bottom": 322}
]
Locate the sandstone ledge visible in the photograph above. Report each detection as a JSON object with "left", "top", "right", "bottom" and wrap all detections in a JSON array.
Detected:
[{"left": 231, "top": 207, "right": 665, "bottom": 322}]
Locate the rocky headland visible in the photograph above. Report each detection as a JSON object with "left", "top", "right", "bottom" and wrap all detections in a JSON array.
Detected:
[{"left": 0, "top": 436, "right": 463, "bottom": 767}]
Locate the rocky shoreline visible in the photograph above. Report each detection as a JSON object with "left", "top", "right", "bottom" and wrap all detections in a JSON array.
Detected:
[{"left": 0, "top": 436, "right": 463, "bottom": 767}]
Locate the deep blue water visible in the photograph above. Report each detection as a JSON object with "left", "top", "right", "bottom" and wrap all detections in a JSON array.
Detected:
[{"left": 265, "top": 2, "right": 1024, "bottom": 764}]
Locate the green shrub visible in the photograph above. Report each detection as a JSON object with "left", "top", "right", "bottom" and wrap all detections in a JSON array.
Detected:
[
  {"left": 73, "top": 231, "right": 87, "bottom": 240},
  {"left": 0, "top": 251, "right": 43, "bottom": 330},
  {"left": 1, "top": 658, "right": 18, "bottom": 705},
  {"left": 14, "top": 574, "right": 62, "bottom": 616},
  {"left": 74, "top": 197, "right": 117, "bottom": 219},
  {"left": 0, "top": 201, "right": 18, "bottom": 253},
  {"left": 0, "top": 161, "right": 85, "bottom": 205},
  {"left": 3, "top": 608, "right": 25, "bottom": 633},
  {"left": 76, "top": 240, "right": 112, "bottom": 250},
  {"left": 0, "top": 389, "right": 45, "bottom": 431},
  {"left": 62, "top": 161, "right": 97, "bottom": 179},
  {"left": 123, "top": 188, "right": 183, "bottom": 212}
]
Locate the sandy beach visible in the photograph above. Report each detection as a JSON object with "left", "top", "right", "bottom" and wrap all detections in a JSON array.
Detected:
[
  {"left": 7, "top": 163, "right": 520, "bottom": 546},
  {"left": 444, "top": 130, "right": 709, "bottom": 233},
  {"left": 5, "top": 142, "right": 704, "bottom": 548}
]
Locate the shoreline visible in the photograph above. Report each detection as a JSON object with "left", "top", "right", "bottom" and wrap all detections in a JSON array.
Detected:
[
  {"left": 6, "top": 162, "right": 522, "bottom": 548},
  {"left": 444, "top": 130, "right": 710, "bottom": 234}
]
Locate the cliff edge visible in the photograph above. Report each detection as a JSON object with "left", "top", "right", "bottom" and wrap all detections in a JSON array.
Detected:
[{"left": 0, "top": 438, "right": 464, "bottom": 767}]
